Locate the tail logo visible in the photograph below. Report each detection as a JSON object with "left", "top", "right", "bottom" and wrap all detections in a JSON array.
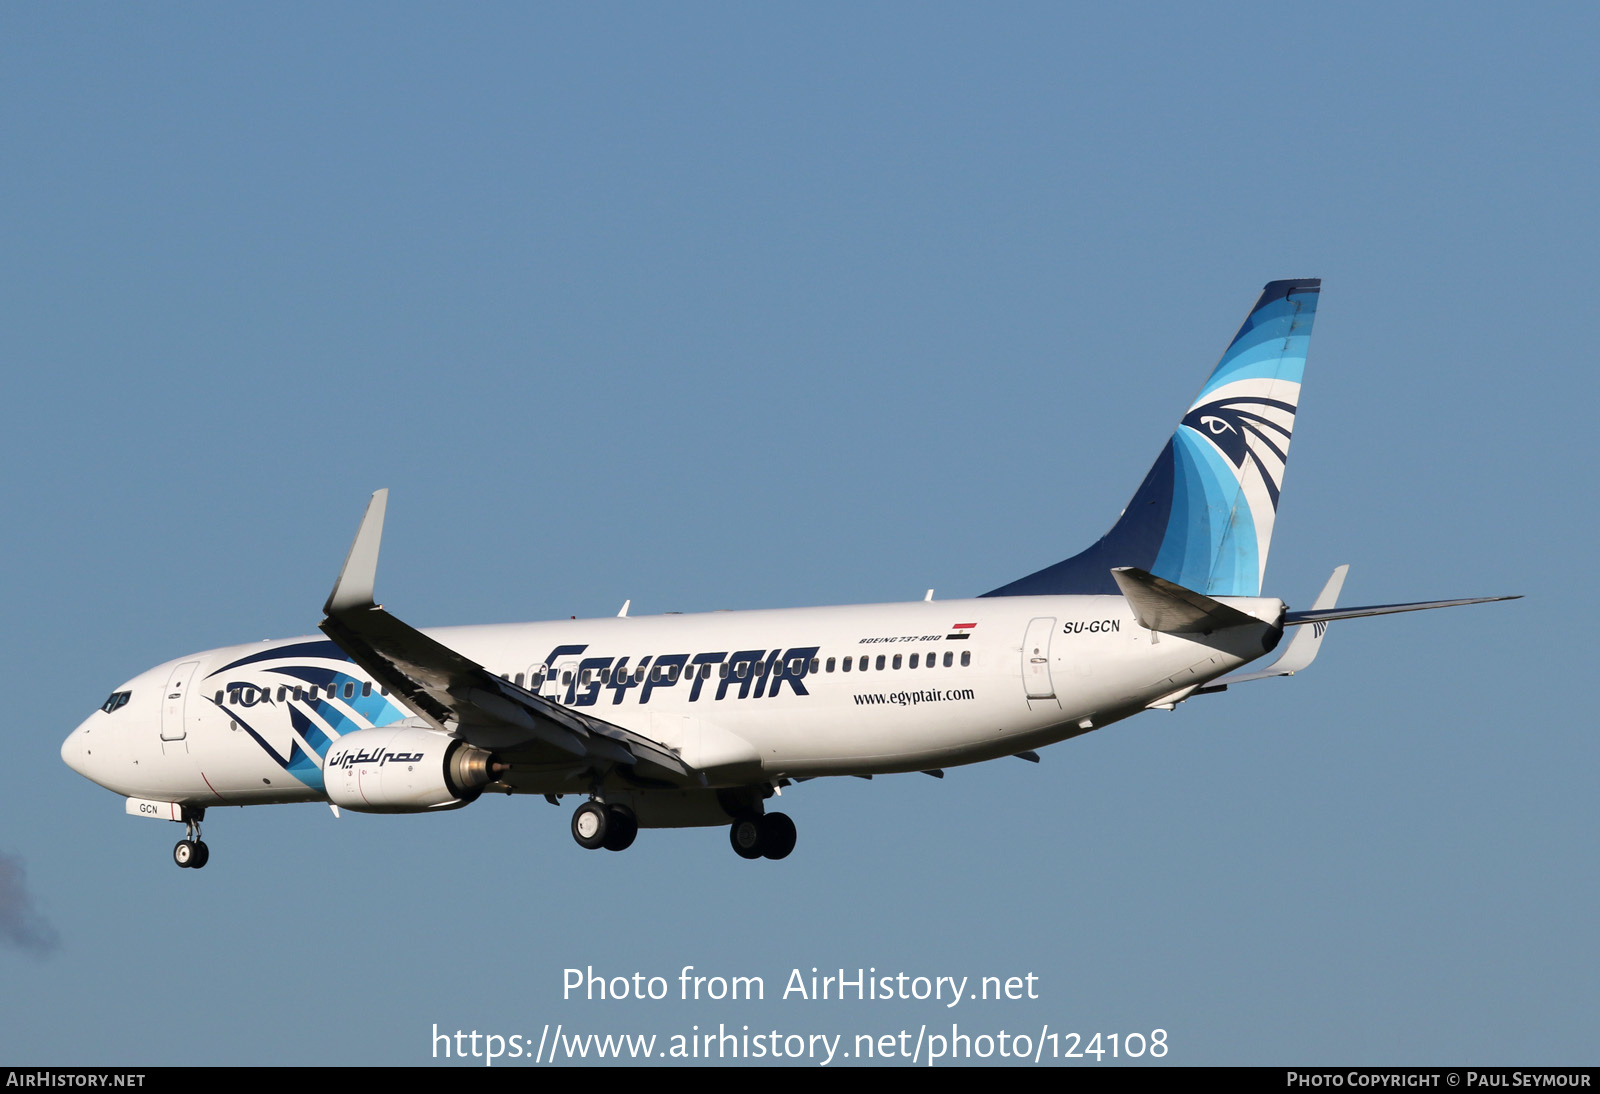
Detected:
[
  {"left": 1180, "top": 393, "right": 1296, "bottom": 509},
  {"left": 978, "top": 279, "right": 1319, "bottom": 601}
]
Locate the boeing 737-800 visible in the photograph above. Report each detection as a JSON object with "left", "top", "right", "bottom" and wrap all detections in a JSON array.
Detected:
[{"left": 60, "top": 279, "right": 1516, "bottom": 867}]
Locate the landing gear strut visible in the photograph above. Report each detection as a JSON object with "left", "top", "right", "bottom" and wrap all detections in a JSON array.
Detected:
[
  {"left": 571, "top": 801, "right": 638, "bottom": 852},
  {"left": 729, "top": 812, "right": 796, "bottom": 861},
  {"left": 173, "top": 816, "right": 209, "bottom": 869}
]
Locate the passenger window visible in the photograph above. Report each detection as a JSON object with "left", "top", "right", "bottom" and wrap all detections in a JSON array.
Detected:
[
  {"left": 842, "top": 657, "right": 852, "bottom": 672},
  {"left": 892, "top": 654, "right": 902, "bottom": 670},
  {"left": 562, "top": 671, "right": 573, "bottom": 686},
  {"left": 601, "top": 668, "right": 612, "bottom": 684},
  {"left": 810, "top": 658, "right": 819, "bottom": 673},
  {"left": 363, "top": 682, "right": 372, "bottom": 696},
  {"left": 826, "top": 657, "right": 836, "bottom": 673},
  {"left": 909, "top": 653, "right": 919, "bottom": 668},
  {"left": 943, "top": 651, "right": 953, "bottom": 667},
  {"left": 720, "top": 663, "right": 730, "bottom": 679},
  {"left": 214, "top": 691, "right": 224, "bottom": 705},
  {"left": 326, "top": 684, "right": 337, "bottom": 699},
  {"left": 961, "top": 651, "right": 971, "bottom": 667},
  {"left": 343, "top": 682, "right": 354, "bottom": 699},
  {"left": 875, "top": 655, "right": 886, "bottom": 671}
]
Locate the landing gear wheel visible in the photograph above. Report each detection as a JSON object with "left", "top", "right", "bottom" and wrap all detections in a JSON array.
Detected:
[
  {"left": 602, "top": 806, "right": 637, "bottom": 852},
  {"left": 729, "top": 816, "right": 764, "bottom": 859},
  {"left": 173, "top": 840, "right": 197, "bottom": 868},
  {"left": 572, "top": 801, "right": 609, "bottom": 850},
  {"left": 190, "top": 840, "right": 210, "bottom": 869},
  {"left": 759, "top": 812, "right": 796, "bottom": 860}
]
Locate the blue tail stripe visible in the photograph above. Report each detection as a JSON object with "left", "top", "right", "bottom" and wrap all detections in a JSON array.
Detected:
[
  {"left": 1176, "top": 428, "right": 1260, "bottom": 595},
  {"left": 1153, "top": 435, "right": 1204, "bottom": 584},
  {"left": 1203, "top": 299, "right": 1314, "bottom": 392}
]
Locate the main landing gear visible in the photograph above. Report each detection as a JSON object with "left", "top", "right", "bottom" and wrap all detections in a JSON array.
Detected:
[
  {"left": 173, "top": 816, "right": 209, "bottom": 870},
  {"left": 729, "top": 812, "right": 796, "bottom": 861},
  {"left": 567, "top": 798, "right": 797, "bottom": 859},
  {"left": 570, "top": 801, "right": 638, "bottom": 852}
]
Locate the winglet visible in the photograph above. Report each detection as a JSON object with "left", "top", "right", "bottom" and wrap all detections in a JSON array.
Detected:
[{"left": 325, "top": 489, "right": 388, "bottom": 615}]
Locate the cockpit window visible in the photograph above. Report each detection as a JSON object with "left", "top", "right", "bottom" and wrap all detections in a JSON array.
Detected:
[{"left": 100, "top": 691, "right": 131, "bottom": 714}]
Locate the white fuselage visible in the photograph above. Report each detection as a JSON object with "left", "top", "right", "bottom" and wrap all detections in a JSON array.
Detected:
[{"left": 62, "top": 593, "right": 1283, "bottom": 811}]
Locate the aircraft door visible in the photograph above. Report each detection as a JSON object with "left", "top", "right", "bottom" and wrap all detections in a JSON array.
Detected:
[
  {"left": 161, "top": 661, "right": 200, "bottom": 741},
  {"left": 1021, "top": 618, "right": 1056, "bottom": 700}
]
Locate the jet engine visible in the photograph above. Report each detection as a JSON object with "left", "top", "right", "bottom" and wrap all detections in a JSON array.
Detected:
[{"left": 324, "top": 726, "right": 499, "bottom": 813}]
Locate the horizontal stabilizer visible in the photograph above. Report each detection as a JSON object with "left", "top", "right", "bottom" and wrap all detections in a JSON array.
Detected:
[
  {"left": 1213, "top": 564, "right": 1347, "bottom": 685},
  {"left": 1284, "top": 594, "right": 1519, "bottom": 626},
  {"left": 1111, "top": 566, "right": 1264, "bottom": 634}
]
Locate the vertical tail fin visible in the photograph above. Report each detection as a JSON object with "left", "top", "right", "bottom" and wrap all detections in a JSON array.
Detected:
[{"left": 983, "top": 278, "right": 1320, "bottom": 598}]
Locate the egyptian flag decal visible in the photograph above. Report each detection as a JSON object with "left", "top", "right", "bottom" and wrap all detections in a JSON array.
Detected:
[{"left": 947, "top": 622, "right": 977, "bottom": 640}]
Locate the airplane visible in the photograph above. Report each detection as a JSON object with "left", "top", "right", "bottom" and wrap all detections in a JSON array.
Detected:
[{"left": 61, "top": 279, "right": 1518, "bottom": 868}]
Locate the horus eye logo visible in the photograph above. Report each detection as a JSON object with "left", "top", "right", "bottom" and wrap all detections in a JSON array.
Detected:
[{"left": 1180, "top": 395, "right": 1297, "bottom": 507}]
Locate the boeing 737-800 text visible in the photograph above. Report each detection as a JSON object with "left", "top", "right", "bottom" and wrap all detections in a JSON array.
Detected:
[{"left": 61, "top": 279, "right": 1516, "bottom": 867}]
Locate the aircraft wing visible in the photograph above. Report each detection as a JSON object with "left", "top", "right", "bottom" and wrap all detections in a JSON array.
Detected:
[{"left": 318, "top": 490, "right": 694, "bottom": 787}]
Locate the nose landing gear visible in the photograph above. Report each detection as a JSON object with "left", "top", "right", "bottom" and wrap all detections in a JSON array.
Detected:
[{"left": 173, "top": 816, "right": 209, "bottom": 869}]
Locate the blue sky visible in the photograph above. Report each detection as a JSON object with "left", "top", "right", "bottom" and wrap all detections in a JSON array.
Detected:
[{"left": 3, "top": 3, "right": 1594, "bottom": 1066}]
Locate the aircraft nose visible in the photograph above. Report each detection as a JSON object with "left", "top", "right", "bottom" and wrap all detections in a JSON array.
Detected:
[{"left": 61, "top": 724, "right": 90, "bottom": 777}]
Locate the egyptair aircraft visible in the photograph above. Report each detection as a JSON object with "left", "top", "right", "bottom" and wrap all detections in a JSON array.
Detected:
[{"left": 61, "top": 279, "right": 1517, "bottom": 868}]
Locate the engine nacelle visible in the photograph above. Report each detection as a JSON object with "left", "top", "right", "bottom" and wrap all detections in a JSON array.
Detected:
[{"left": 324, "top": 727, "right": 497, "bottom": 813}]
